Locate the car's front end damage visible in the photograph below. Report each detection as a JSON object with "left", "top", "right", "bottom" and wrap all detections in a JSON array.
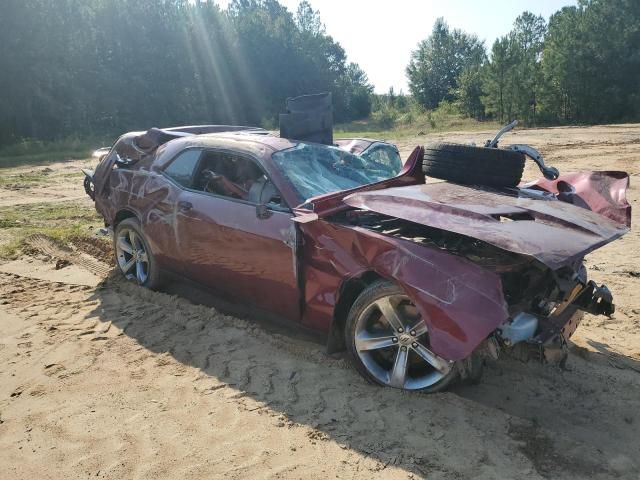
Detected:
[
  {"left": 343, "top": 179, "right": 629, "bottom": 366},
  {"left": 495, "top": 252, "right": 615, "bottom": 365},
  {"left": 299, "top": 148, "right": 631, "bottom": 376},
  {"left": 324, "top": 213, "right": 614, "bottom": 371}
]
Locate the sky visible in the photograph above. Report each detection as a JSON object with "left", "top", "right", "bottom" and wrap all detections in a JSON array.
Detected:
[{"left": 218, "top": 0, "right": 577, "bottom": 93}]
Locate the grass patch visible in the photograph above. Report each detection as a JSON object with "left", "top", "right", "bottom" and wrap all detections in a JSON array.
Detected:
[
  {"left": 0, "top": 171, "right": 49, "bottom": 186},
  {"left": 335, "top": 115, "right": 500, "bottom": 139},
  {"left": 335, "top": 103, "right": 501, "bottom": 139},
  {"left": 0, "top": 169, "right": 84, "bottom": 188},
  {"left": 0, "top": 136, "right": 110, "bottom": 169},
  {"left": 0, "top": 201, "right": 98, "bottom": 224},
  {"left": 0, "top": 200, "right": 101, "bottom": 259}
]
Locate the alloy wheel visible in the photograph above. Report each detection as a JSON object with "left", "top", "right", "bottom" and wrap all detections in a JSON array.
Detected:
[
  {"left": 115, "top": 227, "right": 149, "bottom": 285},
  {"left": 354, "top": 293, "right": 452, "bottom": 390}
]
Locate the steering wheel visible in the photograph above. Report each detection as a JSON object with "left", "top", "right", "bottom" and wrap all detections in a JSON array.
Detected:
[{"left": 201, "top": 169, "right": 223, "bottom": 194}]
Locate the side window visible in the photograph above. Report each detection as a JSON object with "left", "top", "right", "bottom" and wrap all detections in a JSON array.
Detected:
[
  {"left": 192, "top": 151, "right": 286, "bottom": 208},
  {"left": 164, "top": 149, "right": 201, "bottom": 188},
  {"left": 361, "top": 145, "right": 402, "bottom": 177}
]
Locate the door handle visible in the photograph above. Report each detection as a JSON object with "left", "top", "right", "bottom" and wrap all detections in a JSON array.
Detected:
[{"left": 178, "top": 200, "right": 193, "bottom": 212}]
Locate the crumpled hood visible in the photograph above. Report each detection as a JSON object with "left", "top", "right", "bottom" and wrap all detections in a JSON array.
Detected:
[{"left": 343, "top": 182, "right": 630, "bottom": 269}]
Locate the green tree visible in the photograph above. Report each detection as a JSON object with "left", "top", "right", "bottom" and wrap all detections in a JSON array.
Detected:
[
  {"left": 481, "top": 37, "right": 513, "bottom": 122},
  {"left": 407, "top": 18, "right": 485, "bottom": 109},
  {"left": 295, "top": 0, "right": 324, "bottom": 35},
  {"left": 334, "top": 63, "right": 373, "bottom": 120},
  {"left": 0, "top": 0, "right": 374, "bottom": 144},
  {"left": 453, "top": 65, "right": 485, "bottom": 119},
  {"left": 511, "top": 12, "right": 546, "bottom": 124},
  {"left": 541, "top": 0, "right": 640, "bottom": 123},
  {"left": 540, "top": 6, "right": 583, "bottom": 122},
  {"left": 481, "top": 12, "right": 546, "bottom": 125}
]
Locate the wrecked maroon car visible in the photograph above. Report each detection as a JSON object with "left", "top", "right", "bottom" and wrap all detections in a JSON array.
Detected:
[{"left": 83, "top": 123, "right": 630, "bottom": 392}]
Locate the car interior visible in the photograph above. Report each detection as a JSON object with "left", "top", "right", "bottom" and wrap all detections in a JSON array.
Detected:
[{"left": 193, "top": 151, "right": 284, "bottom": 207}]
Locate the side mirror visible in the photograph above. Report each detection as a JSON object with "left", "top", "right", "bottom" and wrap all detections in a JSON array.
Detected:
[{"left": 256, "top": 204, "right": 273, "bottom": 219}]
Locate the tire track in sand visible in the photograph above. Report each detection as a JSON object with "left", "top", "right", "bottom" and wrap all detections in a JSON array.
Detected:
[{"left": 2, "top": 269, "right": 636, "bottom": 478}]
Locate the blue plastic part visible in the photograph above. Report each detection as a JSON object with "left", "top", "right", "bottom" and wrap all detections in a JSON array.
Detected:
[{"left": 500, "top": 313, "right": 539, "bottom": 346}]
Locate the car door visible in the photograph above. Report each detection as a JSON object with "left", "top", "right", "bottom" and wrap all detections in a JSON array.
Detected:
[
  {"left": 173, "top": 152, "right": 300, "bottom": 322},
  {"left": 144, "top": 148, "right": 203, "bottom": 275}
]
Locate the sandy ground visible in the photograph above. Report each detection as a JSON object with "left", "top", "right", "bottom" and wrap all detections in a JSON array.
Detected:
[{"left": 1, "top": 124, "right": 639, "bottom": 479}]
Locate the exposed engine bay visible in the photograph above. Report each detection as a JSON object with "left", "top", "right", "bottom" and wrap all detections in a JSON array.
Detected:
[{"left": 339, "top": 209, "right": 616, "bottom": 365}]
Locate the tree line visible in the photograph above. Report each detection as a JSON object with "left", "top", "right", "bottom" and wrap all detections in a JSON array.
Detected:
[
  {"left": 0, "top": 0, "right": 373, "bottom": 145},
  {"left": 1, "top": 0, "right": 638, "bottom": 146},
  {"left": 407, "top": 0, "right": 640, "bottom": 125}
]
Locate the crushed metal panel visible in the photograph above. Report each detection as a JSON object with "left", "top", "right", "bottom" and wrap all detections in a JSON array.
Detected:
[
  {"left": 343, "top": 182, "right": 629, "bottom": 270},
  {"left": 523, "top": 170, "right": 631, "bottom": 227},
  {"left": 299, "top": 220, "right": 510, "bottom": 361}
]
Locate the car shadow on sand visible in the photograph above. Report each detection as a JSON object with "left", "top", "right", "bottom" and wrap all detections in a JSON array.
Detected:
[
  {"left": 453, "top": 340, "right": 640, "bottom": 474},
  {"left": 87, "top": 275, "right": 640, "bottom": 478}
]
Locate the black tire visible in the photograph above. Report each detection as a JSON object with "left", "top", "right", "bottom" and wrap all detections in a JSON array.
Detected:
[
  {"left": 422, "top": 142, "right": 525, "bottom": 187},
  {"left": 113, "top": 218, "right": 163, "bottom": 289},
  {"left": 345, "top": 280, "right": 459, "bottom": 393}
]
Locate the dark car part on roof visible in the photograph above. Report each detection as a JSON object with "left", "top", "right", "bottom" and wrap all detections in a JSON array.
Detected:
[
  {"left": 279, "top": 92, "right": 333, "bottom": 145},
  {"left": 423, "top": 142, "right": 525, "bottom": 187}
]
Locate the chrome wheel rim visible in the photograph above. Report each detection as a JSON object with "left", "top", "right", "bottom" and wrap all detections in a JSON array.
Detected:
[
  {"left": 115, "top": 227, "right": 149, "bottom": 284},
  {"left": 354, "top": 294, "right": 452, "bottom": 390}
]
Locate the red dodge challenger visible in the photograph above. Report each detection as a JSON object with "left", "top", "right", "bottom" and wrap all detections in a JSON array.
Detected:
[{"left": 83, "top": 124, "right": 630, "bottom": 391}]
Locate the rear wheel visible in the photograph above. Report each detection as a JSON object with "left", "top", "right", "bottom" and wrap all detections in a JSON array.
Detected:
[
  {"left": 113, "top": 218, "right": 162, "bottom": 289},
  {"left": 423, "top": 143, "right": 525, "bottom": 188},
  {"left": 345, "top": 280, "right": 458, "bottom": 392}
]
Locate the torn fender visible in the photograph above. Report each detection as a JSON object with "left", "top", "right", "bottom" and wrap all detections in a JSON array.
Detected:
[
  {"left": 300, "top": 221, "right": 510, "bottom": 361},
  {"left": 523, "top": 171, "right": 631, "bottom": 227},
  {"left": 343, "top": 181, "right": 629, "bottom": 270}
]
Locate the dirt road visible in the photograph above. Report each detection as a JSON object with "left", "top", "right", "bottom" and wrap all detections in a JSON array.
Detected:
[{"left": 1, "top": 124, "right": 639, "bottom": 479}]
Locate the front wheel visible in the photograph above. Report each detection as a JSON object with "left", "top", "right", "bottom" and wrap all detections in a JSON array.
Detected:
[
  {"left": 113, "top": 218, "right": 162, "bottom": 289},
  {"left": 345, "top": 280, "right": 458, "bottom": 392}
]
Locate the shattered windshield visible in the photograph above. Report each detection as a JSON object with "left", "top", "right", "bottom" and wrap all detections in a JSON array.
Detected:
[
  {"left": 360, "top": 144, "right": 402, "bottom": 174},
  {"left": 272, "top": 143, "right": 400, "bottom": 201}
]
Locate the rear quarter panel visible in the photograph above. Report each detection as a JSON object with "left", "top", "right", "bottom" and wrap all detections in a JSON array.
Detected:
[{"left": 96, "top": 166, "right": 183, "bottom": 272}]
